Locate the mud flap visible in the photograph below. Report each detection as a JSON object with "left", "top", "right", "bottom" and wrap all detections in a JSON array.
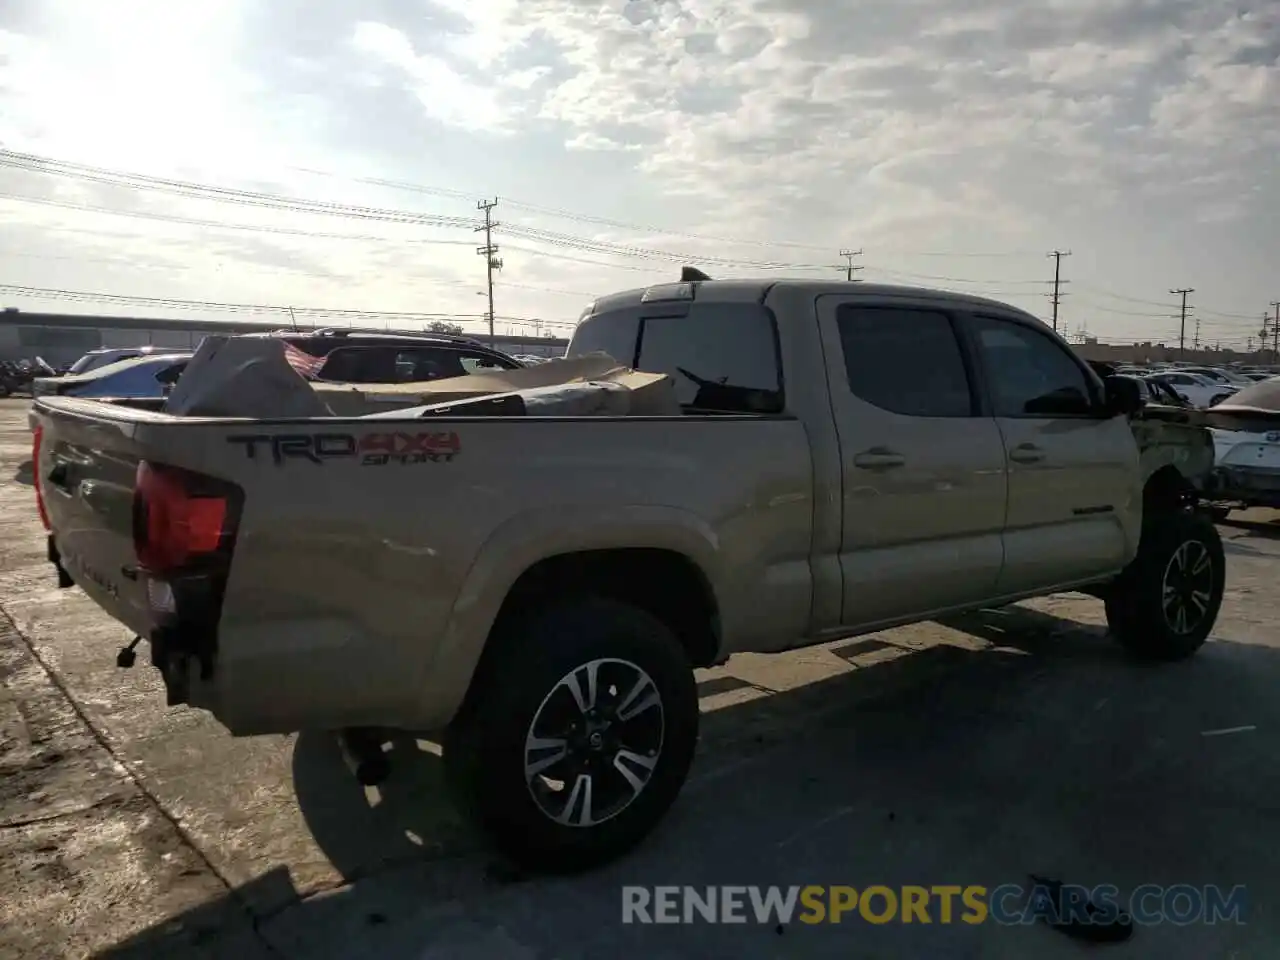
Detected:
[{"left": 47, "top": 535, "right": 75, "bottom": 589}]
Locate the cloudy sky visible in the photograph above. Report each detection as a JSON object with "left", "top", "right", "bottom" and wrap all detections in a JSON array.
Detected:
[{"left": 0, "top": 0, "right": 1276, "bottom": 347}]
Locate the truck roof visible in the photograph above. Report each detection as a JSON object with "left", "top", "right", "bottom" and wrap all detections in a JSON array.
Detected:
[{"left": 589, "top": 276, "right": 1042, "bottom": 319}]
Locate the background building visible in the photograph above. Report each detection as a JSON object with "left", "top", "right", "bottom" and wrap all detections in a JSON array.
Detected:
[{"left": 0, "top": 308, "right": 569, "bottom": 367}]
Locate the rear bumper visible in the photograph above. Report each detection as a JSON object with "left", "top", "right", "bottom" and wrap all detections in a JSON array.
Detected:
[{"left": 47, "top": 535, "right": 430, "bottom": 737}]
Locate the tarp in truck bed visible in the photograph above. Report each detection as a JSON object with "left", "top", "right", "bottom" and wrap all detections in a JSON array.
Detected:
[{"left": 162, "top": 339, "right": 680, "bottom": 418}]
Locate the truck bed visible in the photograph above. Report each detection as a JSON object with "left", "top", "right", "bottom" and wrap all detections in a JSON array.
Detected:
[{"left": 32, "top": 396, "right": 815, "bottom": 733}]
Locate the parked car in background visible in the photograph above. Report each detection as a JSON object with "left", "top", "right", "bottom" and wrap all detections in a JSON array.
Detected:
[
  {"left": 64, "top": 344, "right": 185, "bottom": 376},
  {"left": 1181, "top": 366, "right": 1254, "bottom": 388},
  {"left": 240, "top": 328, "right": 523, "bottom": 382},
  {"left": 31, "top": 354, "right": 191, "bottom": 401},
  {"left": 1202, "top": 378, "right": 1280, "bottom": 518},
  {"left": 1147, "top": 371, "right": 1236, "bottom": 408}
]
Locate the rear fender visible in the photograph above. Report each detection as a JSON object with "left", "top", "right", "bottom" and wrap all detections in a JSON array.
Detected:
[{"left": 412, "top": 505, "right": 721, "bottom": 730}]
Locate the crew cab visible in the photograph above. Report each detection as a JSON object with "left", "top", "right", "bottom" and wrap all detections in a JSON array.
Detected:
[{"left": 30, "top": 276, "right": 1227, "bottom": 873}]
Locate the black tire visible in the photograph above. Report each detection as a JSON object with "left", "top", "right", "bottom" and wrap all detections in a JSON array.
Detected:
[
  {"left": 1210, "top": 394, "right": 1230, "bottom": 407},
  {"left": 443, "top": 596, "right": 699, "bottom": 873},
  {"left": 1105, "top": 509, "right": 1225, "bottom": 661}
]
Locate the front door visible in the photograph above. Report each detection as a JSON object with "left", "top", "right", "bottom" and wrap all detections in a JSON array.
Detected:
[
  {"left": 816, "top": 296, "right": 1010, "bottom": 628},
  {"left": 965, "top": 313, "right": 1140, "bottom": 595}
]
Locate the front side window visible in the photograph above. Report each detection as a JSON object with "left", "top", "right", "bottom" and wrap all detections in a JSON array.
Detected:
[
  {"left": 972, "top": 315, "right": 1096, "bottom": 417},
  {"left": 836, "top": 305, "right": 974, "bottom": 417},
  {"left": 635, "top": 304, "right": 782, "bottom": 412}
]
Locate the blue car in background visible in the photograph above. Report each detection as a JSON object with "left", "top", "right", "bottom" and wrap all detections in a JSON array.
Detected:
[{"left": 31, "top": 353, "right": 191, "bottom": 401}]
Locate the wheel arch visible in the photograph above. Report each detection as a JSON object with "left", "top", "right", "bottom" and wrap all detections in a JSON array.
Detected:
[
  {"left": 1143, "top": 464, "right": 1197, "bottom": 517},
  {"left": 414, "top": 506, "right": 723, "bottom": 730}
]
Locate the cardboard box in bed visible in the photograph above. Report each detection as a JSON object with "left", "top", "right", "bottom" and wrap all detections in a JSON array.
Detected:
[{"left": 313, "top": 352, "right": 681, "bottom": 417}]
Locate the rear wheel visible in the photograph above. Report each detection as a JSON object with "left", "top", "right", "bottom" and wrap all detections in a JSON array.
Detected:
[
  {"left": 1105, "top": 509, "right": 1225, "bottom": 661},
  {"left": 444, "top": 596, "right": 699, "bottom": 873}
]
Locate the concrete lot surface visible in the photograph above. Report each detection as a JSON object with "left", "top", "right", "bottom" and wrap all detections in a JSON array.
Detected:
[{"left": 0, "top": 396, "right": 1276, "bottom": 959}]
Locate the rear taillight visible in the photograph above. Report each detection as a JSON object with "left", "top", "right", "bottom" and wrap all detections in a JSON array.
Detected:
[
  {"left": 132, "top": 461, "right": 241, "bottom": 575},
  {"left": 132, "top": 461, "right": 243, "bottom": 705},
  {"left": 32, "top": 424, "right": 50, "bottom": 531}
]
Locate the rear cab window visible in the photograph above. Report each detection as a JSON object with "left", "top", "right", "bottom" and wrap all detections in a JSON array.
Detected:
[{"left": 634, "top": 303, "right": 783, "bottom": 413}]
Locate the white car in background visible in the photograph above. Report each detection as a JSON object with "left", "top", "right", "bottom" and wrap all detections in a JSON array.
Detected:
[
  {"left": 1204, "top": 378, "right": 1280, "bottom": 516},
  {"left": 1147, "top": 371, "right": 1237, "bottom": 408},
  {"left": 1181, "top": 366, "right": 1254, "bottom": 388}
]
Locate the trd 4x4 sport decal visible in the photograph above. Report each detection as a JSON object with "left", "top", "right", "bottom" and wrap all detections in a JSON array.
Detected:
[{"left": 226, "top": 431, "right": 461, "bottom": 466}]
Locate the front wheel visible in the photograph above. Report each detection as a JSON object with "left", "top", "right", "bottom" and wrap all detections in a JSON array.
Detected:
[
  {"left": 444, "top": 596, "right": 699, "bottom": 873},
  {"left": 1105, "top": 509, "right": 1225, "bottom": 661}
]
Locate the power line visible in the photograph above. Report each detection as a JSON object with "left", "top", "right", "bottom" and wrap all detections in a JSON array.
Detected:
[
  {"left": 0, "top": 279, "right": 576, "bottom": 327},
  {"left": 0, "top": 192, "right": 477, "bottom": 246},
  {"left": 476, "top": 198, "right": 502, "bottom": 348},
  {"left": 4, "top": 149, "right": 1275, "bottom": 334},
  {"left": 1048, "top": 250, "right": 1071, "bottom": 333},
  {"left": 0, "top": 150, "right": 482, "bottom": 229},
  {"left": 288, "top": 165, "right": 1043, "bottom": 258}
]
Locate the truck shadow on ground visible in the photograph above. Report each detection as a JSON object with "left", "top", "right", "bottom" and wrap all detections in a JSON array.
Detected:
[
  {"left": 94, "top": 603, "right": 1279, "bottom": 958},
  {"left": 1220, "top": 515, "right": 1280, "bottom": 541},
  {"left": 12, "top": 459, "right": 31, "bottom": 486}
]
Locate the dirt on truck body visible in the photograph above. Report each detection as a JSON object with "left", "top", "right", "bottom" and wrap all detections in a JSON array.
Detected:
[{"left": 30, "top": 274, "right": 1226, "bottom": 873}]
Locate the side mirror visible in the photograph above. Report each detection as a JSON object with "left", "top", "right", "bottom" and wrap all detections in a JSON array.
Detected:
[{"left": 1103, "top": 375, "right": 1144, "bottom": 417}]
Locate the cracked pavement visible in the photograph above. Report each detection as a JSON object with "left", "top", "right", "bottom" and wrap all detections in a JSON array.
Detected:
[{"left": 1, "top": 396, "right": 1278, "bottom": 959}]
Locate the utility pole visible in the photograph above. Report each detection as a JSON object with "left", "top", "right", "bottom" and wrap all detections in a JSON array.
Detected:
[
  {"left": 1170, "top": 288, "right": 1194, "bottom": 354},
  {"left": 1047, "top": 250, "right": 1071, "bottom": 333},
  {"left": 1271, "top": 302, "right": 1280, "bottom": 360},
  {"left": 839, "top": 249, "right": 863, "bottom": 281},
  {"left": 1193, "top": 317, "right": 1201, "bottom": 350},
  {"left": 475, "top": 198, "right": 502, "bottom": 347}
]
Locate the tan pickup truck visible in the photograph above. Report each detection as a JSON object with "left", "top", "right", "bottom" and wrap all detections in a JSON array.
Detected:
[{"left": 30, "top": 277, "right": 1226, "bottom": 873}]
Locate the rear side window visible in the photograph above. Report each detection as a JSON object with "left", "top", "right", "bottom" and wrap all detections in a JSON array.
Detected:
[
  {"left": 836, "top": 305, "right": 974, "bottom": 417},
  {"left": 635, "top": 304, "right": 782, "bottom": 413}
]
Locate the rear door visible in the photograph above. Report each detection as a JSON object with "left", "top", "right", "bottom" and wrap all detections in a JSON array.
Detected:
[
  {"left": 816, "top": 295, "right": 1009, "bottom": 627},
  {"left": 963, "top": 312, "right": 1139, "bottom": 594},
  {"left": 35, "top": 403, "right": 152, "bottom": 635}
]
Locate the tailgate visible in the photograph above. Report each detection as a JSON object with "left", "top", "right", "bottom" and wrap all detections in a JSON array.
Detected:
[{"left": 34, "top": 399, "right": 153, "bottom": 635}]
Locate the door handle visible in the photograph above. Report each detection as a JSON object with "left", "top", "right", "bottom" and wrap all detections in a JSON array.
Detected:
[
  {"left": 1008, "top": 443, "right": 1044, "bottom": 464},
  {"left": 853, "top": 448, "right": 906, "bottom": 469}
]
